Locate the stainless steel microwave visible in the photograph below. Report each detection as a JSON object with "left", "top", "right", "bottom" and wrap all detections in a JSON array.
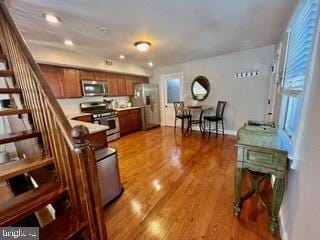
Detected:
[{"left": 82, "top": 80, "right": 108, "bottom": 97}]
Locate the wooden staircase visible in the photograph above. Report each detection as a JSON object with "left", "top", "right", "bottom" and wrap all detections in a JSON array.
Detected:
[
  {"left": 0, "top": 46, "right": 86, "bottom": 238},
  {"left": 0, "top": 1, "right": 107, "bottom": 239}
]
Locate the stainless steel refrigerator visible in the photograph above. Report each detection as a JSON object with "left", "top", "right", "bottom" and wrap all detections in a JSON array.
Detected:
[{"left": 132, "top": 83, "right": 160, "bottom": 130}]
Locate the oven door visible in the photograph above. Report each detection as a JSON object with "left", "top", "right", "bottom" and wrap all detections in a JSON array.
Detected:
[
  {"left": 82, "top": 80, "right": 108, "bottom": 96},
  {"left": 100, "top": 116, "right": 120, "bottom": 135}
]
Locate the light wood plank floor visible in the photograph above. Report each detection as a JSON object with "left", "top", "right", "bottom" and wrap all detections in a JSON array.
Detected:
[{"left": 106, "top": 127, "right": 280, "bottom": 240}]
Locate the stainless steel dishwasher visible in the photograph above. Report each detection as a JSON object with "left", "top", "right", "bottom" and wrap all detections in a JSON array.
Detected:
[{"left": 95, "top": 147, "right": 123, "bottom": 206}]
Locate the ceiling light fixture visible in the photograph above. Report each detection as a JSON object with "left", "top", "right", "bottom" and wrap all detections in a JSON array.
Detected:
[
  {"left": 99, "top": 27, "right": 110, "bottom": 33},
  {"left": 134, "top": 41, "right": 151, "bottom": 52},
  {"left": 64, "top": 39, "right": 74, "bottom": 46},
  {"left": 43, "top": 13, "right": 61, "bottom": 24},
  {"left": 148, "top": 61, "right": 153, "bottom": 67},
  {"left": 119, "top": 54, "right": 125, "bottom": 59}
]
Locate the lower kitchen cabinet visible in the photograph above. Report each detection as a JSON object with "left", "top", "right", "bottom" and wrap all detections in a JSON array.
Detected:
[
  {"left": 72, "top": 114, "right": 93, "bottom": 123},
  {"left": 118, "top": 108, "right": 142, "bottom": 136},
  {"left": 130, "top": 109, "right": 142, "bottom": 132}
]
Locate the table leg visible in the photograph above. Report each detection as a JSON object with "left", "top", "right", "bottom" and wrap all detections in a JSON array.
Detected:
[
  {"left": 234, "top": 167, "right": 244, "bottom": 217},
  {"left": 269, "top": 177, "right": 285, "bottom": 235}
]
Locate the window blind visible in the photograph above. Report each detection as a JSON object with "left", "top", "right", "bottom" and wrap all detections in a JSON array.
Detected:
[{"left": 284, "top": 0, "right": 319, "bottom": 91}]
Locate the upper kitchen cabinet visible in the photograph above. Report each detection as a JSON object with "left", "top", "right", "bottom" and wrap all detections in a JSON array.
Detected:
[
  {"left": 116, "top": 74, "right": 127, "bottom": 96},
  {"left": 39, "top": 64, "right": 65, "bottom": 99},
  {"left": 106, "top": 73, "right": 118, "bottom": 96},
  {"left": 125, "top": 76, "right": 133, "bottom": 96},
  {"left": 63, "top": 68, "right": 82, "bottom": 98},
  {"left": 80, "top": 70, "right": 95, "bottom": 80}
]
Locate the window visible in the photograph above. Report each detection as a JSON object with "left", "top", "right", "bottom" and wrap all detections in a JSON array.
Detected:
[
  {"left": 162, "top": 73, "right": 183, "bottom": 105},
  {"left": 166, "top": 78, "right": 180, "bottom": 103},
  {"left": 280, "top": 0, "right": 319, "bottom": 142}
]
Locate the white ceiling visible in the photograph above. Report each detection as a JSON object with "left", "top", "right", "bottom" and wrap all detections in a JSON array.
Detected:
[{"left": 7, "top": 0, "right": 297, "bottom": 68}]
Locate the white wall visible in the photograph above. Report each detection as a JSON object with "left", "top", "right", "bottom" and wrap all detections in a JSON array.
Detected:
[{"left": 151, "top": 45, "right": 275, "bottom": 132}]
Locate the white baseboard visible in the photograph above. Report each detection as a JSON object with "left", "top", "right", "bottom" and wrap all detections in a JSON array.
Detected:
[{"left": 279, "top": 209, "right": 288, "bottom": 240}]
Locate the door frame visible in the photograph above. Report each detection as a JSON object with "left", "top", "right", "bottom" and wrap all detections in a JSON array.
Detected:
[{"left": 161, "top": 72, "right": 184, "bottom": 126}]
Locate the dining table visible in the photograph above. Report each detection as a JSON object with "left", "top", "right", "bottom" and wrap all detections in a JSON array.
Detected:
[{"left": 183, "top": 105, "right": 214, "bottom": 136}]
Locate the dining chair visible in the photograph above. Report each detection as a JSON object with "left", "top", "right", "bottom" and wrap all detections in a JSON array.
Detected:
[
  {"left": 173, "top": 102, "right": 192, "bottom": 134},
  {"left": 203, "top": 101, "right": 227, "bottom": 137}
]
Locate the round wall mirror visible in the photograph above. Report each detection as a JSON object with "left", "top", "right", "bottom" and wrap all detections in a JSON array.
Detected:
[{"left": 191, "top": 76, "right": 210, "bottom": 101}]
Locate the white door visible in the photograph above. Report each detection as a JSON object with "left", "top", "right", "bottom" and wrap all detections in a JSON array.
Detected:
[
  {"left": 161, "top": 73, "right": 183, "bottom": 127},
  {"left": 266, "top": 43, "right": 282, "bottom": 121}
]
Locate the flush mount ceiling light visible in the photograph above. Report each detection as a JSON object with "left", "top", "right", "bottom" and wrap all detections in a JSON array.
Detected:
[
  {"left": 119, "top": 54, "right": 125, "bottom": 59},
  {"left": 134, "top": 41, "right": 151, "bottom": 52},
  {"left": 148, "top": 61, "right": 153, "bottom": 67},
  {"left": 64, "top": 39, "right": 74, "bottom": 46},
  {"left": 42, "top": 13, "right": 61, "bottom": 24}
]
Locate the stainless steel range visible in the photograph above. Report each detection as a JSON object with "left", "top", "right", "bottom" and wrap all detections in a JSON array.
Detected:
[{"left": 80, "top": 102, "right": 120, "bottom": 142}]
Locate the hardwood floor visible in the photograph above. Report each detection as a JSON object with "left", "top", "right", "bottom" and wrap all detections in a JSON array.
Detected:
[{"left": 106, "top": 127, "right": 280, "bottom": 240}]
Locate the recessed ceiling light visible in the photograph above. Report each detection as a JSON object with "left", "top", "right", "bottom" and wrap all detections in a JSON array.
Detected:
[
  {"left": 119, "top": 54, "right": 125, "bottom": 59},
  {"left": 99, "top": 27, "right": 110, "bottom": 33},
  {"left": 148, "top": 61, "right": 153, "bottom": 67},
  {"left": 134, "top": 41, "right": 151, "bottom": 52},
  {"left": 43, "top": 13, "right": 61, "bottom": 24},
  {"left": 64, "top": 39, "right": 74, "bottom": 46}
]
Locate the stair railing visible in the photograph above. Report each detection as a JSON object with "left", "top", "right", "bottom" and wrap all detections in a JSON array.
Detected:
[{"left": 0, "top": 1, "right": 107, "bottom": 239}]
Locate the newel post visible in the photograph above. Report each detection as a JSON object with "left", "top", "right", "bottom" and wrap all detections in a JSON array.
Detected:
[{"left": 71, "top": 125, "right": 108, "bottom": 240}]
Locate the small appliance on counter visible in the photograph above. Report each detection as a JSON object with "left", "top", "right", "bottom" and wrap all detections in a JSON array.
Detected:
[
  {"left": 95, "top": 147, "right": 123, "bottom": 206},
  {"left": 80, "top": 101, "right": 120, "bottom": 142}
]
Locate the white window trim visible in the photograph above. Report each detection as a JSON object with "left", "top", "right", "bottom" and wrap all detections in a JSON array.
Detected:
[
  {"left": 161, "top": 72, "right": 184, "bottom": 106},
  {"left": 285, "top": 6, "right": 320, "bottom": 169}
]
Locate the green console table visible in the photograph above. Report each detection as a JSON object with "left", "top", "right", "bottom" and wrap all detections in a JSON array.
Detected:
[{"left": 234, "top": 121, "right": 288, "bottom": 235}]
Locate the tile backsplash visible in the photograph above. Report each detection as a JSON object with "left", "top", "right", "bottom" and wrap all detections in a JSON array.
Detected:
[{"left": 58, "top": 96, "right": 130, "bottom": 114}]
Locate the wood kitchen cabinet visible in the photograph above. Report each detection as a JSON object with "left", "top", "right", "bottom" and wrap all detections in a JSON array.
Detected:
[
  {"left": 80, "top": 70, "right": 95, "bottom": 80},
  {"left": 71, "top": 114, "right": 93, "bottom": 123},
  {"left": 130, "top": 109, "right": 142, "bottom": 132},
  {"left": 116, "top": 74, "right": 127, "bottom": 96},
  {"left": 39, "top": 64, "right": 65, "bottom": 99},
  {"left": 118, "top": 108, "right": 142, "bottom": 136},
  {"left": 125, "top": 78, "right": 133, "bottom": 96},
  {"left": 63, "top": 68, "right": 81, "bottom": 98},
  {"left": 40, "top": 63, "right": 149, "bottom": 98},
  {"left": 119, "top": 110, "right": 131, "bottom": 135}
]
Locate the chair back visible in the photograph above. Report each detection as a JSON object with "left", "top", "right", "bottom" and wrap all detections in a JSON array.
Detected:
[
  {"left": 173, "top": 102, "right": 185, "bottom": 117},
  {"left": 216, "top": 101, "right": 227, "bottom": 118}
]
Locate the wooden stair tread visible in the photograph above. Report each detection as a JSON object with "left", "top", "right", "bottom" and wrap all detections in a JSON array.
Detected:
[
  {"left": 0, "top": 88, "right": 22, "bottom": 94},
  {"left": 0, "top": 70, "right": 14, "bottom": 77},
  {"left": 0, "top": 129, "right": 41, "bottom": 145},
  {"left": 0, "top": 181, "right": 67, "bottom": 226},
  {"left": 40, "top": 211, "right": 85, "bottom": 240},
  {"left": 0, "top": 154, "right": 53, "bottom": 181},
  {"left": 0, "top": 54, "right": 7, "bottom": 62},
  {"left": 0, "top": 108, "right": 31, "bottom": 116}
]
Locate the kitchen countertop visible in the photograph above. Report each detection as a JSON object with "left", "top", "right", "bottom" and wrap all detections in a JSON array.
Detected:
[
  {"left": 69, "top": 119, "right": 109, "bottom": 134},
  {"left": 65, "top": 112, "right": 92, "bottom": 119},
  {"left": 114, "top": 106, "right": 142, "bottom": 111}
]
